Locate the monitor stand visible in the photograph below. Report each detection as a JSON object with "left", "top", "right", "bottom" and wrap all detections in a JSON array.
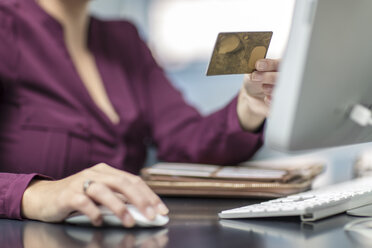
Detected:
[{"left": 347, "top": 204, "right": 372, "bottom": 217}]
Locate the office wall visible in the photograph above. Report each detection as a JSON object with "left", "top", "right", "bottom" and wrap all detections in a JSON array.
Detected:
[
  {"left": 90, "top": 0, "right": 295, "bottom": 114},
  {"left": 90, "top": 0, "right": 150, "bottom": 38}
]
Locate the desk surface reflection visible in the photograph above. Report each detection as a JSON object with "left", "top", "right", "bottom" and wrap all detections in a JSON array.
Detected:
[{"left": 0, "top": 198, "right": 369, "bottom": 248}]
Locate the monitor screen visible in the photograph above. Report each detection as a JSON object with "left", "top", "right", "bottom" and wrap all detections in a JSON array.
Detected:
[{"left": 265, "top": 0, "right": 372, "bottom": 151}]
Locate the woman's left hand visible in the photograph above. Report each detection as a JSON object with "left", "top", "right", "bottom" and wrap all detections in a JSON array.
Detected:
[{"left": 237, "top": 59, "right": 280, "bottom": 131}]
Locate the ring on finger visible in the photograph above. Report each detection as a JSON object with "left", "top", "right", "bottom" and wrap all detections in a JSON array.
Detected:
[{"left": 83, "top": 179, "right": 95, "bottom": 194}]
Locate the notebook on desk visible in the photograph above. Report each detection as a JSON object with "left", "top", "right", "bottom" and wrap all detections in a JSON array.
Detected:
[{"left": 141, "top": 158, "right": 324, "bottom": 198}]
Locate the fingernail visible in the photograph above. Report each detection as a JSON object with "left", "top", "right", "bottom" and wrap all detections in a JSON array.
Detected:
[
  {"left": 157, "top": 203, "right": 169, "bottom": 215},
  {"left": 145, "top": 206, "right": 156, "bottom": 220},
  {"left": 123, "top": 213, "right": 135, "bottom": 227},
  {"left": 257, "top": 61, "right": 267, "bottom": 70},
  {"left": 252, "top": 73, "right": 263, "bottom": 81}
]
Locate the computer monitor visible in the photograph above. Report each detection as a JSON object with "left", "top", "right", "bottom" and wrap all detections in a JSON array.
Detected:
[{"left": 265, "top": 0, "right": 372, "bottom": 151}]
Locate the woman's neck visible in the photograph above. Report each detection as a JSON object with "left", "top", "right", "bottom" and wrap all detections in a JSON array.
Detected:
[{"left": 37, "top": 0, "right": 90, "bottom": 51}]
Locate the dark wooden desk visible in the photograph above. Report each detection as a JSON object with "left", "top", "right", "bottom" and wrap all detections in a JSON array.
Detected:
[{"left": 0, "top": 197, "right": 368, "bottom": 248}]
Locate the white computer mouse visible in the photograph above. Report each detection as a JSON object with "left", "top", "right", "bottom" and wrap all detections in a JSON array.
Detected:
[{"left": 65, "top": 205, "right": 169, "bottom": 227}]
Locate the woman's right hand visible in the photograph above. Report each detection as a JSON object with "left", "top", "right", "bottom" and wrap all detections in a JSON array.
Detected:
[{"left": 21, "top": 163, "right": 169, "bottom": 227}]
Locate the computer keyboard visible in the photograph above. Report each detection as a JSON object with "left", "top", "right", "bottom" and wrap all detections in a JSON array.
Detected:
[{"left": 219, "top": 176, "right": 372, "bottom": 221}]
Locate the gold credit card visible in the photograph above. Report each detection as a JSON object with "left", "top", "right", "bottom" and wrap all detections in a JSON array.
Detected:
[{"left": 206, "top": 32, "right": 273, "bottom": 76}]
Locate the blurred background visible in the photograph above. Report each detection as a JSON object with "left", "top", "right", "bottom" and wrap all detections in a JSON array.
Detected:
[{"left": 89, "top": 0, "right": 372, "bottom": 186}]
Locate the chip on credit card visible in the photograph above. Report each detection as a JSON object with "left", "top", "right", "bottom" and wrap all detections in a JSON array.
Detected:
[{"left": 206, "top": 32, "right": 273, "bottom": 76}]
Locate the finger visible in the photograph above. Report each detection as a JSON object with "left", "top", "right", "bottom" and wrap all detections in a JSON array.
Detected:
[
  {"left": 85, "top": 182, "right": 135, "bottom": 227},
  {"left": 243, "top": 74, "right": 264, "bottom": 96},
  {"left": 127, "top": 175, "right": 168, "bottom": 214},
  {"left": 262, "top": 84, "right": 274, "bottom": 95},
  {"left": 94, "top": 164, "right": 169, "bottom": 215},
  {"left": 251, "top": 71, "right": 277, "bottom": 85},
  {"left": 99, "top": 165, "right": 167, "bottom": 216},
  {"left": 137, "top": 180, "right": 168, "bottom": 215},
  {"left": 255, "top": 59, "right": 280, "bottom": 72},
  {"left": 69, "top": 194, "right": 102, "bottom": 226},
  {"left": 113, "top": 176, "right": 161, "bottom": 220},
  {"left": 115, "top": 192, "right": 128, "bottom": 202},
  {"left": 244, "top": 73, "right": 251, "bottom": 81},
  {"left": 264, "top": 95, "right": 272, "bottom": 105},
  {"left": 92, "top": 164, "right": 168, "bottom": 219}
]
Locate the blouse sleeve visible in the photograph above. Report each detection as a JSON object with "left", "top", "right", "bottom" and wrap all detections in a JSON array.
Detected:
[
  {"left": 132, "top": 26, "right": 264, "bottom": 165},
  {"left": 0, "top": 3, "right": 47, "bottom": 220},
  {"left": 0, "top": 173, "right": 40, "bottom": 219}
]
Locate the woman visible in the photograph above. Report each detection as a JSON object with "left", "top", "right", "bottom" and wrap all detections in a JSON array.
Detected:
[{"left": 0, "top": 0, "right": 279, "bottom": 227}]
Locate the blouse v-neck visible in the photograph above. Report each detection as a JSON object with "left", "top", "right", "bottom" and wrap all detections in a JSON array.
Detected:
[{"left": 28, "top": 0, "right": 123, "bottom": 128}]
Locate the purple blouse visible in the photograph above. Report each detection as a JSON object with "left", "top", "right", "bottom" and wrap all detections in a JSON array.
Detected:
[{"left": 0, "top": 0, "right": 263, "bottom": 220}]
